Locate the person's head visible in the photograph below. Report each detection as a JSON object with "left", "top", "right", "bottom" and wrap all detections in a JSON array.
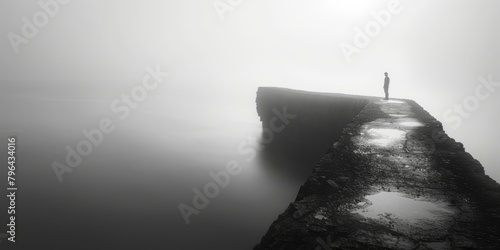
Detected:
[{"left": 384, "top": 72, "right": 388, "bottom": 76}]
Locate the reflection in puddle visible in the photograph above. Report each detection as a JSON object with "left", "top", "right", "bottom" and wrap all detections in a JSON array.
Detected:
[
  {"left": 379, "top": 100, "right": 414, "bottom": 116},
  {"left": 375, "top": 100, "right": 406, "bottom": 104},
  {"left": 347, "top": 101, "right": 460, "bottom": 244},
  {"left": 314, "top": 215, "right": 327, "bottom": 220},
  {"left": 384, "top": 100, "right": 405, "bottom": 104},
  {"left": 388, "top": 114, "right": 408, "bottom": 118},
  {"left": 398, "top": 121, "right": 424, "bottom": 127},
  {"left": 352, "top": 192, "right": 455, "bottom": 223},
  {"left": 364, "top": 128, "right": 406, "bottom": 147}
]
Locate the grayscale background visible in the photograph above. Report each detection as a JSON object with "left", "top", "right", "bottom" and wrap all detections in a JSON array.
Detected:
[{"left": 0, "top": 0, "right": 499, "bottom": 249}]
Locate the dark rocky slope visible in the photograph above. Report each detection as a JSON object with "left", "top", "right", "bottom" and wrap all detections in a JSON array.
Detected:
[
  {"left": 256, "top": 87, "right": 373, "bottom": 180},
  {"left": 255, "top": 87, "right": 500, "bottom": 249}
]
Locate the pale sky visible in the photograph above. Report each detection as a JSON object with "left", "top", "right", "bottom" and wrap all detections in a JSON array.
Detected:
[{"left": 1, "top": 0, "right": 500, "bottom": 180}]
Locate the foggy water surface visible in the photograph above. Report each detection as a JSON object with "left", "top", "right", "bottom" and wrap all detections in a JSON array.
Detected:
[{"left": 0, "top": 92, "right": 311, "bottom": 249}]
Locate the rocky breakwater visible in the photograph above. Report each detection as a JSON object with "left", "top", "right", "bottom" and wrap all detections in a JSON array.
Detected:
[{"left": 255, "top": 89, "right": 500, "bottom": 249}]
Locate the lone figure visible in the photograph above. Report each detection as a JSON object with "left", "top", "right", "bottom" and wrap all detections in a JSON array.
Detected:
[{"left": 383, "top": 72, "right": 390, "bottom": 100}]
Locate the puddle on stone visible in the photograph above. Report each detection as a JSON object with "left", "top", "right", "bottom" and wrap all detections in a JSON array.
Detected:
[
  {"left": 384, "top": 100, "right": 406, "bottom": 104},
  {"left": 375, "top": 100, "right": 406, "bottom": 104},
  {"left": 377, "top": 100, "right": 414, "bottom": 116},
  {"left": 352, "top": 191, "right": 455, "bottom": 224},
  {"left": 388, "top": 114, "right": 408, "bottom": 118},
  {"left": 398, "top": 121, "right": 424, "bottom": 127},
  {"left": 364, "top": 128, "right": 406, "bottom": 147},
  {"left": 314, "top": 215, "right": 327, "bottom": 220}
]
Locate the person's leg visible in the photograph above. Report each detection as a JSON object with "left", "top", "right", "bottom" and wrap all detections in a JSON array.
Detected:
[{"left": 384, "top": 88, "right": 388, "bottom": 99}]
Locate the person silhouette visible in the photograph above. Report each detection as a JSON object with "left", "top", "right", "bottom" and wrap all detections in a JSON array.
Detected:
[{"left": 383, "top": 72, "right": 390, "bottom": 100}]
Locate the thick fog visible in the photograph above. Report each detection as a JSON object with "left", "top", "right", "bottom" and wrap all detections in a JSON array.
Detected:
[{"left": 1, "top": 0, "right": 499, "bottom": 203}]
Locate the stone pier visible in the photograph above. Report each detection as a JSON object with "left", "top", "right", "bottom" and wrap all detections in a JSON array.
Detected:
[{"left": 255, "top": 87, "right": 500, "bottom": 249}]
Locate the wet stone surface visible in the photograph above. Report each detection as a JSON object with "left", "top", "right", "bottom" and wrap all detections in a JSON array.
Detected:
[{"left": 255, "top": 99, "right": 500, "bottom": 250}]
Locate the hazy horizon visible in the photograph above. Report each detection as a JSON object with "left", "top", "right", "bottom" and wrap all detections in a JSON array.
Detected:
[
  {"left": 1, "top": 0, "right": 499, "bottom": 195},
  {"left": 1, "top": 1, "right": 500, "bottom": 248}
]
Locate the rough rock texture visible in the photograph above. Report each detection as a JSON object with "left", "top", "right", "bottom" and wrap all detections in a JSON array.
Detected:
[{"left": 254, "top": 87, "right": 500, "bottom": 250}]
